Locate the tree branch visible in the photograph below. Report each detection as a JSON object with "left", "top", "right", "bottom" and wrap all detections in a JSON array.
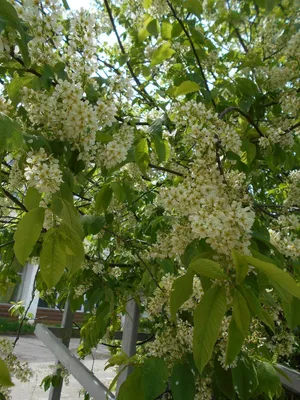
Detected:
[
  {"left": 285, "top": 121, "right": 300, "bottom": 133},
  {"left": 218, "top": 106, "right": 264, "bottom": 137},
  {"left": 2, "top": 188, "right": 27, "bottom": 212},
  {"left": 166, "top": 0, "right": 216, "bottom": 109},
  {"left": 148, "top": 163, "right": 184, "bottom": 177},
  {"left": 103, "top": 0, "right": 158, "bottom": 108},
  {"left": 0, "top": 240, "right": 15, "bottom": 249}
]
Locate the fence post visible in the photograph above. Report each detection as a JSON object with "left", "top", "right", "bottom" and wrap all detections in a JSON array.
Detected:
[
  {"left": 115, "top": 299, "right": 140, "bottom": 397},
  {"left": 48, "top": 298, "right": 74, "bottom": 400}
]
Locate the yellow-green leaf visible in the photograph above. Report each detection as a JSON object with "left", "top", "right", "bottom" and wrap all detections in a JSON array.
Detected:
[
  {"left": 151, "top": 42, "right": 175, "bottom": 66},
  {"left": 189, "top": 258, "right": 228, "bottom": 280},
  {"left": 170, "top": 269, "right": 194, "bottom": 321},
  {"left": 232, "top": 249, "right": 248, "bottom": 284},
  {"left": 193, "top": 285, "right": 227, "bottom": 373},
  {"left": 14, "top": 207, "right": 45, "bottom": 265},
  {"left": 40, "top": 228, "right": 67, "bottom": 288},
  {"left": 0, "top": 358, "right": 14, "bottom": 387},
  {"left": 245, "top": 255, "right": 300, "bottom": 299},
  {"left": 174, "top": 80, "right": 200, "bottom": 97}
]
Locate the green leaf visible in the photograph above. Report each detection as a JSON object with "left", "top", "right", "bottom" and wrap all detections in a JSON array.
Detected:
[
  {"left": 161, "top": 21, "right": 172, "bottom": 39},
  {"left": 153, "top": 135, "right": 170, "bottom": 163},
  {"left": 170, "top": 363, "right": 195, "bottom": 400},
  {"left": 189, "top": 258, "right": 228, "bottom": 280},
  {"left": 95, "top": 184, "right": 113, "bottom": 214},
  {"left": 239, "top": 286, "right": 274, "bottom": 332},
  {"left": 40, "top": 228, "right": 66, "bottom": 288},
  {"left": 232, "top": 356, "right": 258, "bottom": 400},
  {"left": 0, "top": 0, "right": 30, "bottom": 67},
  {"left": 141, "top": 358, "right": 168, "bottom": 400},
  {"left": 245, "top": 255, "right": 300, "bottom": 299},
  {"left": 138, "top": 15, "right": 152, "bottom": 41},
  {"left": 105, "top": 351, "right": 129, "bottom": 370},
  {"left": 0, "top": 113, "right": 23, "bottom": 151},
  {"left": 0, "top": 358, "right": 14, "bottom": 387},
  {"left": 111, "top": 182, "right": 126, "bottom": 202},
  {"left": 61, "top": 199, "right": 84, "bottom": 239},
  {"left": 143, "top": 0, "right": 152, "bottom": 7},
  {"left": 226, "top": 318, "right": 245, "bottom": 365},
  {"left": 14, "top": 207, "right": 45, "bottom": 265},
  {"left": 151, "top": 42, "right": 175, "bottom": 66},
  {"left": 236, "top": 77, "right": 259, "bottom": 97},
  {"left": 170, "top": 269, "right": 194, "bottom": 321},
  {"left": 7, "top": 74, "right": 40, "bottom": 106},
  {"left": 24, "top": 187, "right": 41, "bottom": 211},
  {"left": 147, "top": 19, "right": 159, "bottom": 37},
  {"left": 214, "top": 358, "right": 235, "bottom": 400},
  {"left": 59, "top": 223, "right": 84, "bottom": 276},
  {"left": 174, "top": 80, "right": 200, "bottom": 97},
  {"left": 254, "top": 361, "right": 281, "bottom": 399},
  {"left": 232, "top": 290, "right": 251, "bottom": 336},
  {"left": 232, "top": 249, "right": 248, "bottom": 284},
  {"left": 241, "top": 139, "right": 256, "bottom": 166},
  {"left": 193, "top": 285, "right": 227, "bottom": 373},
  {"left": 183, "top": 0, "right": 203, "bottom": 17},
  {"left": 96, "top": 131, "right": 113, "bottom": 143},
  {"left": 118, "top": 367, "right": 145, "bottom": 400},
  {"left": 134, "top": 138, "right": 149, "bottom": 174},
  {"left": 282, "top": 297, "right": 300, "bottom": 330},
  {"left": 81, "top": 215, "right": 105, "bottom": 236}
]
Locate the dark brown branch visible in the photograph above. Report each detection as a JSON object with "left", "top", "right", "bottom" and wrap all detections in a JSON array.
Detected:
[
  {"left": 148, "top": 163, "right": 184, "bottom": 177},
  {"left": 218, "top": 106, "right": 264, "bottom": 137},
  {"left": 235, "top": 28, "right": 249, "bottom": 53},
  {"left": 2, "top": 188, "right": 27, "bottom": 212},
  {"left": 166, "top": 0, "right": 216, "bottom": 109},
  {"left": 285, "top": 121, "right": 300, "bottom": 133},
  {"left": 0, "top": 240, "right": 15, "bottom": 249}
]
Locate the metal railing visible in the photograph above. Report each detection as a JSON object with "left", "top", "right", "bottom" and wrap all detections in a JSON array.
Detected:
[{"left": 34, "top": 299, "right": 300, "bottom": 400}]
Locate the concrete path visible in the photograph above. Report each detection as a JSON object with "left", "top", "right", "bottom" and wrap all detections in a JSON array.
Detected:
[{"left": 2, "top": 335, "right": 116, "bottom": 400}]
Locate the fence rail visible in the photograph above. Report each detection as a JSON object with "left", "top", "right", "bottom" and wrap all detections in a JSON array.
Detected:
[
  {"left": 34, "top": 299, "right": 300, "bottom": 400},
  {"left": 34, "top": 324, "right": 115, "bottom": 400}
]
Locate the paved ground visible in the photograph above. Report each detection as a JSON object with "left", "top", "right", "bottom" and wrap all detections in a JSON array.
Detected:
[{"left": 2, "top": 335, "right": 116, "bottom": 400}]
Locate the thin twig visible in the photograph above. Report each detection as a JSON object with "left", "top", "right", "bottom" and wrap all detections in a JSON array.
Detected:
[
  {"left": 166, "top": 0, "right": 216, "bottom": 109},
  {"left": 103, "top": 0, "right": 157, "bottom": 108},
  {"left": 13, "top": 286, "right": 36, "bottom": 348}
]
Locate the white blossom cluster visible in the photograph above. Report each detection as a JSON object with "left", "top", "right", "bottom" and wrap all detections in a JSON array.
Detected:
[
  {"left": 172, "top": 100, "right": 242, "bottom": 155},
  {"left": 284, "top": 31, "right": 300, "bottom": 62},
  {"left": 258, "top": 127, "right": 294, "bottom": 149},
  {"left": 74, "top": 283, "right": 92, "bottom": 298},
  {"left": 22, "top": 81, "right": 98, "bottom": 155},
  {"left": 95, "top": 125, "right": 134, "bottom": 169},
  {"left": 14, "top": 0, "right": 64, "bottom": 65},
  {"left": 0, "top": 338, "right": 33, "bottom": 399},
  {"left": 269, "top": 214, "right": 300, "bottom": 260},
  {"left": 7, "top": 158, "right": 24, "bottom": 190},
  {"left": 64, "top": 9, "right": 103, "bottom": 80},
  {"left": 92, "top": 262, "right": 104, "bottom": 275},
  {"left": 24, "top": 148, "right": 62, "bottom": 194},
  {"left": 96, "top": 100, "right": 117, "bottom": 127},
  {"left": 281, "top": 91, "right": 300, "bottom": 118},
  {"left": 285, "top": 170, "right": 300, "bottom": 207},
  {"left": 109, "top": 267, "right": 122, "bottom": 279},
  {"left": 156, "top": 160, "right": 255, "bottom": 258}
]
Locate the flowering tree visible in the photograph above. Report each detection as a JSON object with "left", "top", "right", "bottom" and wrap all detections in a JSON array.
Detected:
[{"left": 0, "top": 0, "right": 300, "bottom": 398}]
